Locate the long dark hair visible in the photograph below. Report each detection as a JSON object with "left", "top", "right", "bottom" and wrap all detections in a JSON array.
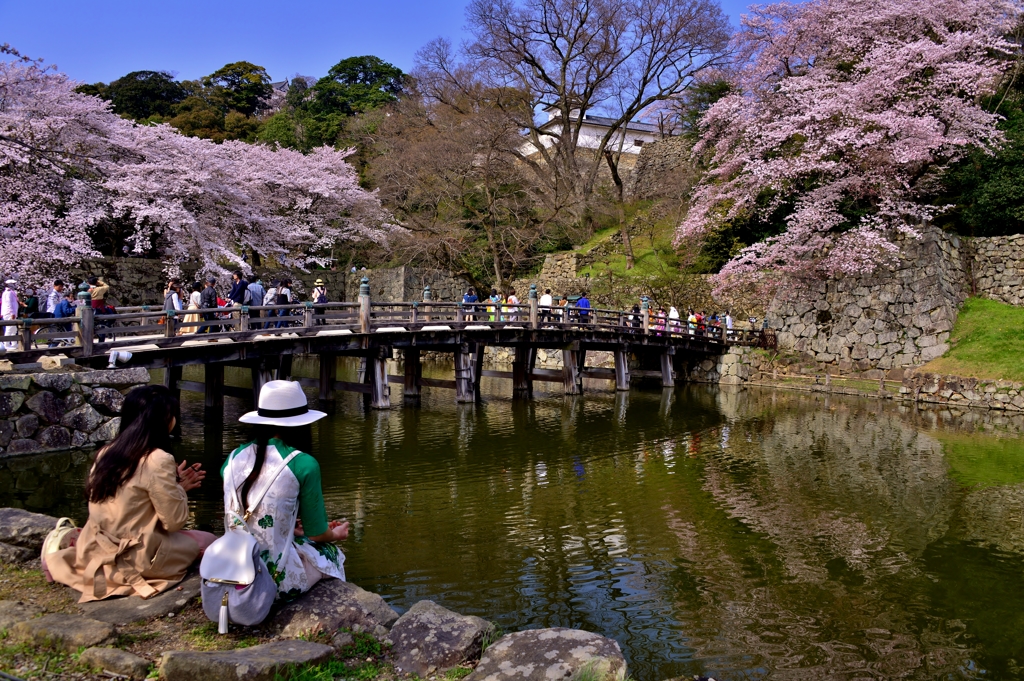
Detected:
[
  {"left": 85, "top": 385, "right": 180, "bottom": 503},
  {"left": 239, "top": 424, "right": 313, "bottom": 508}
]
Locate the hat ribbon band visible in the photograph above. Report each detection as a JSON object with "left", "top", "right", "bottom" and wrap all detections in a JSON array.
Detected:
[{"left": 257, "top": 405, "right": 309, "bottom": 418}]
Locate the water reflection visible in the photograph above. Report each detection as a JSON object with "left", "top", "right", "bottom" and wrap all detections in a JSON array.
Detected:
[{"left": 22, "top": 359, "right": 1024, "bottom": 680}]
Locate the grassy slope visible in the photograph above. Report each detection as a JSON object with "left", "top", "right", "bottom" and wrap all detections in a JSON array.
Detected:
[
  {"left": 920, "top": 297, "right": 1024, "bottom": 382},
  {"left": 576, "top": 219, "right": 680, "bottom": 278}
]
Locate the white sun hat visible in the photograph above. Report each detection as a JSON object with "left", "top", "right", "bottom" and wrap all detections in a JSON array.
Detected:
[{"left": 239, "top": 380, "right": 326, "bottom": 427}]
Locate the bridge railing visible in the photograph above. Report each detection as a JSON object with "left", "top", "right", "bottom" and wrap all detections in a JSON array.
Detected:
[{"left": 0, "top": 290, "right": 764, "bottom": 358}]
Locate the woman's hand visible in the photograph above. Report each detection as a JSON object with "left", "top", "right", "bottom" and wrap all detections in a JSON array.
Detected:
[
  {"left": 176, "top": 460, "right": 206, "bottom": 492},
  {"left": 310, "top": 519, "right": 349, "bottom": 543}
]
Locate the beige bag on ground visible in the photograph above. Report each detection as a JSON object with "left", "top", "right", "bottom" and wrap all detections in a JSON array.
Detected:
[{"left": 41, "top": 517, "right": 80, "bottom": 582}]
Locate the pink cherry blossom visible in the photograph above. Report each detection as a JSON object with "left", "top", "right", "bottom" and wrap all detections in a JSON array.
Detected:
[
  {"left": 0, "top": 47, "right": 393, "bottom": 283},
  {"left": 676, "top": 0, "right": 1019, "bottom": 297}
]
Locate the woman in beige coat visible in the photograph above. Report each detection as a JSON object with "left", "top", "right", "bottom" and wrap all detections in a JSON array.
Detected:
[{"left": 48, "top": 386, "right": 216, "bottom": 602}]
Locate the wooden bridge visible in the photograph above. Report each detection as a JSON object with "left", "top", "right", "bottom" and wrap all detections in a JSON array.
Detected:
[{"left": 0, "top": 280, "right": 766, "bottom": 413}]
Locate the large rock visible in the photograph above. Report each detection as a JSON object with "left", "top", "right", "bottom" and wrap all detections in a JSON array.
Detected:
[
  {"left": 31, "top": 372, "right": 75, "bottom": 393},
  {"left": 80, "top": 572, "right": 201, "bottom": 625},
  {"left": 73, "top": 368, "right": 150, "bottom": 387},
  {"left": 25, "top": 390, "right": 65, "bottom": 424},
  {"left": 7, "top": 438, "right": 40, "bottom": 454},
  {"left": 61, "top": 403, "right": 105, "bottom": 433},
  {"left": 37, "top": 425, "right": 71, "bottom": 450},
  {"left": 0, "top": 600, "right": 43, "bottom": 629},
  {"left": 0, "top": 508, "right": 57, "bottom": 550},
  {"left": 268, "top": 579, "right": 399, "bottom": 639},
  {"left": 90, "top": 417, "right": 121, "bottom": 443},
  {"left": 80, "top": 647, "right": 152, "bottom": 680},
  {"left": 159, "top": 640, "right": 334, "bottom": 681},
  {"left": 465, "top": 629, "right": 627, "bottom": 681},
  {"left": 89, "top": 387, "right": 125, "bottom": 414},
  {"left": 0, "top": 375, "right": 31, "bottom": 391},
  {"left": 0, "top": 419, "right": 12, "bottom": 447},
  {"left": 387, "top": 600, "right": 494, "bottom": 676},
  {"left": 0, "top": 541, "right": 35, "bottom": 563},
  {"left": 10, "top": 613, "right": 116, "bottom": 652},
  {"left": 0, "top": 391, "right": 25, "bottom": 418},
  {"left": 16, "top": 414, "right": 39, "bottom": 438}
]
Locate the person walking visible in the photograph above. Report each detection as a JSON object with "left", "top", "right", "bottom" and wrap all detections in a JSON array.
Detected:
[
  {"left": 275, "top": 279, "right": 293, "bottom": 329},
  {"left": 311, "top": 278, "right": 328, "bottom": 326},
  {"left": 576, "top": 291, "right": 591, "bottom": 325},
  {"left": 462, "top": 287, "right": 478, "bottom": 322},
  {"left": 247, "top": 277, "right": 266, "bottom": 325},
  {"left": 539, "top": 288, "right": 553, "bottom": 326},
  {"left": 199, "top": 276, "right": 219, "bottom": 334},
  {"left": 669, "top": 306, "right": 681, "bottom": 335},
  {"left": 505, "top": 288, "right": 520, "bottom": 322},
  {"left": 181, "top": 283, "right": 202, "bottom": 335},
  {"left": 221, "top": 380, "right": 348, "bottom": 597},
  {"left": 2, "top": 280, "right": 18, "bottom": 351},
  {"left": 51, "top": 290, "right": 77, "bottom": 346},
  {"left": 228, "top": 271, "right": 250, "bottom": 307},
  {"left": 163, "top": 281, "right": 183, "bottom": 321},
  {"left": 44, "top": 280, "right": 64, "bottom": 317},
  {"left": 46, "top": 385, "right": 216, "bottom": 601},
  {"left": 487, "top": 289, "right": 500, "bottom": 322}
]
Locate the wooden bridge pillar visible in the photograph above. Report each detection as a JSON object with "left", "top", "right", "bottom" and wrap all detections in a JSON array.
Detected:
[
  {"left": 562, "top": 344, "right": 582, "bottom": 395},
  {"left": 205, "top": 363, "right": 224, "bottom": 415},
  {"left": 614, "top": 349, "right": 630, "bottom": 391},
  {"left": 455, "top": 343, "right": 476, "bottom": 403},
  {"left": 404, "top": 348, "right": 422, "bottom": 401},
  {"left": 512, "top": 346, "right": 533, "bottom": 397},
  {"left": 660, "top": 348, "right": 676, "bottom": 388},
  {"left": 252, "top": 361, "right": 274, "bottom": 405},
  {"left": 162, "top": 365, "right": 182, "bottom": 401},
  {"left": 318, "top": 353, "right": 337, "bottom": 408},
  {"left": 369, "top": 355, "right": 390, "bottom": 409},
  {"left": 277, "top": 354, "right": 293, "bottom": 381}
]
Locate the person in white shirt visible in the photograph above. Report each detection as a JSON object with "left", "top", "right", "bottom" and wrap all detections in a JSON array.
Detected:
[
  {"left": 2, "top": 280, "right": 19, "bottom": 350},
  {"left": 45, "top": 280, "right": 65, "bottom": 315},
  {"left": 725, "top": 311, "right": 734, "bottom": 338},
  {"left": 538, "top": 288, "right": 553, "bottom": 325}
]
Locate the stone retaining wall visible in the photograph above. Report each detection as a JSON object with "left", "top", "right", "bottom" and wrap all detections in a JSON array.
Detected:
[
  {"left": 0, "top": 368, "right": 149, "bottom": 457},
  {"left": 970, "top": 234, "right": 1024, "bottom": 305}
]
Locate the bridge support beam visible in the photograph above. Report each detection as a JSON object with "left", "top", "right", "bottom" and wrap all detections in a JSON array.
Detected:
[
  {"left": 660, "top": 348, "right": 676, "bottom": 388},
  {"left": 252, "top": 361, "right": 274, "bottom": 405},
  {"left": 403, "top": 348, "right": 421, "bottom": 401},
  {"left": 614, "top": 349, "right": 630, "bottom": 391},
  {"left": 205, "top": 363, "right": 224, "bottom": 415},
  {"left": 562, "top": 345, "right": 581, "bottom": 395},
  {"left": 512, "top": 346, "right": 533, "bottom": 397},
  {"left": 318, "top": 353, "right": 337, "bottom": 408},
  {"left": 277, "top": 354, "right": 293, "bottom": 381},
  {"left": 369, "top": 354, "right": 391, "bottom": 409},
  {"left": 455, "top": 343, "right": 476, "bottom": 403},
  {"left": 162, "top": 365, "right": 182, "bottom": 401}
]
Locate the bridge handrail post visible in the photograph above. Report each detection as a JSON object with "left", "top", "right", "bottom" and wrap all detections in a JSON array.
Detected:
[
  {"left": 79, "top": 305, "right": 94, "bottom": 356},
  {"left": 237, "top": 305, "right": 249, "bottom": 332},
  {"left": 165, "top": 309, "right": 177, "bottom": 338},
  {"left": 529, "top": 284, "right": 538, "bottom": 330},
  {"left": 359, "top": 277, "right": 371, "bottom": 334},
  {"left": 422, "top": 285, "right": 432, "bottom": 322},
  {"left": 411, "top": 302, "right": 419, "bottom": 327},
  {"left": 456, "top": 302, "right": 465, "bottom": 325},
  {"left": 21, "top": 320, "right": 32, "bottom": 352},
  {"left": 303, "top": 301, "right": 314, "bottom": 328},
  {"left": 641, "top": 297, "right": 650, "bottom": 335}
]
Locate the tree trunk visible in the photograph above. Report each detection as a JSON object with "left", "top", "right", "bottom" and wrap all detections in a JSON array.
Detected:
[{"left": 604, "top": 150, "right": 635, "bottom": 270}]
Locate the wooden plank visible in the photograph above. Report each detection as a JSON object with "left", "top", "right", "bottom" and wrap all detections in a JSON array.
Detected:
[
  {"left": 222, "top": 384, "right": 250, "bottom": 400},
  {"left": 388, "top": 375, "right": 458, "bottom": 390},
  {"left": 335, "top": 380, "right": 372, "bottom": 394},
  {"left": 581, "top": 368, "right": 616, "bottom": 379},
  {"left": 178, "top": 380, "right": 205, "bottom": 393},
  {"left": 481, "top": 370, "right": 514, "bottom": 379}
]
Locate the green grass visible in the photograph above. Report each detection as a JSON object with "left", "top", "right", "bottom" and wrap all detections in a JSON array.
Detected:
[
  {"left": 576, "top": 208, "right": 681, "bottom": 279},
  {"left": 936, "top": 430, "right": 1024, "bottom": 488},
  {"left": 921, "top": 297, "right": 1024, "bottom": 381}
]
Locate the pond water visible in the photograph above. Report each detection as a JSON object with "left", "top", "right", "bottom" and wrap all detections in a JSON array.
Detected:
[{"left": 11, "top": 359, "right": 1024, "bottom": 680}]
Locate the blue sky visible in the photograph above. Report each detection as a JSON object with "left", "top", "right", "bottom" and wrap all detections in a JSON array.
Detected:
[{"left": 1, "top": 0, "right": 751, "bottom": 84}]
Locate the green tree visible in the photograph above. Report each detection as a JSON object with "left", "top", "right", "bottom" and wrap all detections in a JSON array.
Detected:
[
  {"left": 202, "top": 61, "right": 273, "bottom": 116},
  {"left": 311, "top": 56, "right": 405, "bottom": 116},
  {"left": 106, "top": 70, "right": 185, "bottom": 120}
]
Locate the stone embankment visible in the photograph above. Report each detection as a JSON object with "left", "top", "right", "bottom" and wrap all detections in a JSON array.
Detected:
[
  {"left": 0, "top": 368, "right": 149, "bottom": 457},
  {"left": 0, "top": 507, "right": 629, "bottom": 681}
]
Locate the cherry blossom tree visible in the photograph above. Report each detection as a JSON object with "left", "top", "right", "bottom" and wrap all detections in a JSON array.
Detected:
[
  {"left": 0, "top": 46, "right": 390, "bottom": 283},
  {"left": 676, "top": 0, "right": 1020, "bottom": 297}
]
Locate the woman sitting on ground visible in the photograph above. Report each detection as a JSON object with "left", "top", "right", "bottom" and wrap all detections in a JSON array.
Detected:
[
  {"left": 48, "top": 385, "right": 215, "bottom": 602},
  {"left": 222, "top": 380, "right": 348, "bottom": 597}
]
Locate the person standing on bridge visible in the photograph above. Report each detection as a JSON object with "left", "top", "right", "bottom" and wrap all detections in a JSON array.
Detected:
[
  {"left": 576, "top": 291, "right": 591, "bottom": 325},
  {"left": 539, "top": 288, "right": 553, "bottom": 326},
  {"left": 222, "top": 380, "right": 348, "bottom": 597},
  {"left": 199, "top": 276, "right": 219, "bottom": 334},
  {"left": 311, "top": 278, "right": 329, "bottom": 326},
  {"left": 2, "top": 280, "right": 18, "bottom": 351},
  {"left": 247, "top": 276, "right": 266, "bottom": 326},
  {"left": 462, "top": 287, "right": 478, "bottom": 321},
  {"left": 228, "top": 271, "right": 250, "bottom": 307}
]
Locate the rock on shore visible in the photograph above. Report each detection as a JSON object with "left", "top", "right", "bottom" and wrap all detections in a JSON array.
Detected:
[
  {"left": 466, "top": 628, "right": 626, "bottom": 681},
  {"left": 386, "top": 600, "right": 495, "bottom": 675},
  {"left": 268, "top": 578, "right": 399, "bottom": 639},
  {"left": 160, "top": 640, "right": 335, "bottom": 681}
]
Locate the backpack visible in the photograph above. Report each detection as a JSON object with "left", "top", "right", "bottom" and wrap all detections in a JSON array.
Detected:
[
  {"left": 314, "top": 288, "right": 328, "bottom": 305},
  {"left": 242, "top": 287, "right": 252, "bottom": 306},
  {"left": 200, "top": 450, "right": 299, "bottom": 632}
]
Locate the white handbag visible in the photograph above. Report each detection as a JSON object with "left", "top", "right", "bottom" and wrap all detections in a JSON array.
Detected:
[{"left": 200, "top": 450, "right": 299, "bottom": 633}]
